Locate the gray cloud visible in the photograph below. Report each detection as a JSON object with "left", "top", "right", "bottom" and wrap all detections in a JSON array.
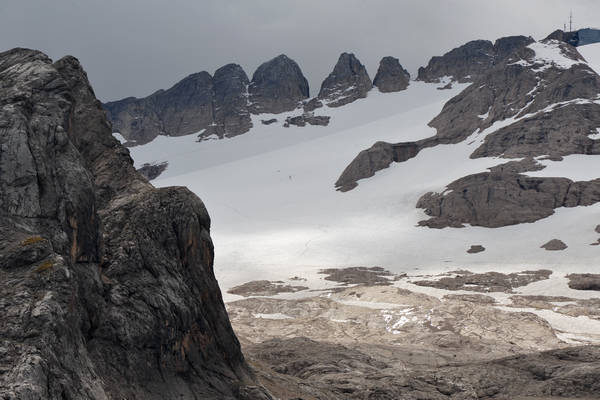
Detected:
[{"left": 2, "top": 0, "right": 599, "bottom": 101}]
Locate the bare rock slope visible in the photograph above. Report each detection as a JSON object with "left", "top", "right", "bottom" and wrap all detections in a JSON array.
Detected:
[{"left": 0, "top": 48, "right": 269, "bottom": 399}]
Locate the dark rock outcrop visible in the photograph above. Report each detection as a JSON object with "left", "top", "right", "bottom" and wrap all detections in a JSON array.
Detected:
[
  {"left": 467, "top": 245, "right": 485, "bottom": 254},
  {"left": 412, "top": 270, "right": 552, "bottom": 293},
  {"left": 284, "top": 114, "right": 330, "bottom": 128},
  {"left": 373, "top": 56, "right": 410, "bottom": 92},
  {"left": 104, "top": 63, "right": 255, "bottom": 144},
  {"left": 248, "top": 54, "right": 309, "bottom": 114},
  {"left": 0, "top": 48, "right": 268, "bottom": 399},
  {"left": 567, "top": 274, "right": 600, "bottom": 290},
  {"left": 318, "top": 52, "right": 372, "bottom": 107},
  {"left": 417, "top": 169, "right": 600, "bottom": 228},
  {"left": 201, "top": 63, "right": 252, "bottom": 140},
  {"left": 137, "top": 161, "right": 168, "bottom": 181},
  {"left": 335, "top": 138, "right": 435, "bottom": 191},
  {"left": 104, "top": 71, "right": 215, "bottom": 145},
  {"left": 247, "top": 338, "right": 600, "bottom": 399},
  {"left": 541, "top": 239, "right": 568, "bottom": 251},
  {"left": 338, "top": 37, "right": 600, "bottom": 228},
  {"left": 417, "top": 35, "right": 534, "bottom": 83}
]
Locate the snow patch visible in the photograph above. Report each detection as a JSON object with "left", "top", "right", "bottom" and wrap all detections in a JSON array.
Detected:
[{"left": 112, "top": 132, "right": 127, "bottom": 144}]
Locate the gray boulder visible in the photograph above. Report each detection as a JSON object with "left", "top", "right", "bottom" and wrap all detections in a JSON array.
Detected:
[
  {"left": 373, "top": 56, "right": 410, "bottom": 92},
  {"left": 284, "top": 114, "right": 330, "bottom": 128},
  {"left": 541, "top": 239, "right": 568, "bottom": 251},
  {"left": 0, "top": 48, "right": 268, "bottom": 399},
  {"left": 318, "top": 52, "right": 372, "bottom": 107},
  {"left": 248, "top": 54, "right": 309, "bottom": 114}
]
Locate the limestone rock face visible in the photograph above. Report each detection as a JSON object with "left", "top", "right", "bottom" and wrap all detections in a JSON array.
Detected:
[
  {"left": 103, "top": 71, "right": 215, "bottom": 145},
  {"left": 417, "top": 35, "right": 534, "bottom": 83},
  {"left": 248, "top": 54, "right": 309, "bottom": 114},
  {"left": 0, "top": 48, "right": 268, "bottom": 399},
  {"left": 373, "top": 56, "right": 410, "bottom": 92},
  {"left": 318, "top": 52, "right": 372, "bottom": 107},
  {"left": 204, "top": 63, "right": 252, "bottom": 140}
]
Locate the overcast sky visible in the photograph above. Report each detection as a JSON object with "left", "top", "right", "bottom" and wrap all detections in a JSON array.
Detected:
[{"left": 2, "top": 0, "right": 599, "bottom": 101}]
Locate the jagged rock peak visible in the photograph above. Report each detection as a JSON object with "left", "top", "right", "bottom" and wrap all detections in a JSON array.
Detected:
[
  {"left": 318, "top": 52, "right": 372, "bottom": 107},
  {"left": 373, "top": 56, "right": 410, "bottom": 92},
  {"left": 249, "top": 54, "right": 309, "bottom": 114},
  {"left": 0, "top": 47, "right": 269, "bottom": 399}
]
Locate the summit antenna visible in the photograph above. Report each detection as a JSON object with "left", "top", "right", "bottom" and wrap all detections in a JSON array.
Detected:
[{"left": 569, "top": 10, "right": 573, "bottom": 32}]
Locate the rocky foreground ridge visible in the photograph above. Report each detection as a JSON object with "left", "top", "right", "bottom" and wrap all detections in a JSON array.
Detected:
[
  {"left": 103, "top": 52, "right": 410, "bottom": 145},
  {"left": 0, "top": 48, "right": 270, "bottom": 399},
  {"left": 336, "top": 34, "right": 600, "bottom": 228}
]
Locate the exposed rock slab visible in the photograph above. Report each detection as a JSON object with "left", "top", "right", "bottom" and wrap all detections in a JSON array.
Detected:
[
  {"left": 318, "top": 52, "right": 372, "bottom": 107},
  {"left": 373, "top": 56, "right": 410, "bottom": 92},
  {"left": 567, "top": 274, "right": 600, "bottom": 291},
  {"left": 137, "top": 161, "right": 168, "bottom": 180},
  {"left": 228, "top": 281, "right": 599, "bottom": 399},
  {"left": 319, "top": 266, "right": 400, "bottom": 286},
  {"left": 411, "top": 270, "right": 553, "bottom": 293},
  {"left": 417, "top": 168, "right": 600, "bottom": 228},
  {"left": 227, "top": 280, "right": 308, "bottom": 297}
]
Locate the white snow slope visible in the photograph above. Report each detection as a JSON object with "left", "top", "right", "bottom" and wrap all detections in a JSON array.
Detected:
[{"left": 127, "top": 43, "right": 600, "bottom": 294}]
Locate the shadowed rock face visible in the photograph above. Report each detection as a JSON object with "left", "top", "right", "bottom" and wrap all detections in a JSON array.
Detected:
[
  {"left": 104, "top": 71, "right": 215, "bottom": 145},
  {"left": 248, "top": 54, "right": 309, "bottom": 114},
  {"left": 417, "top": 170, "right": 600, "bottom": 228},
  {"left": 373, "top": 56, "right": 410, "bottom": 92},
  {"left": 319, "top": 52, "right": 372, "bottom": 107},
  {"left": 0, "top": 48, "right": 268, "bottom": 399},
  {"left": 417, "top": 35, "right": 534, "bottom": 83},
  {"left": 203, "top": 63, "right": 252, "bottom": 140}
]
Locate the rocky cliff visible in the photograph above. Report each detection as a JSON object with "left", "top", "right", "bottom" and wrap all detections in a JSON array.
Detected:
[
  {"left": 104, "top": 54, "right": 310, "bottom": 145},
  {"left": 337, "top": 36, "right": 600, "bottom": 227},
  {"left": 0, "top": 48, "right": 269, "bottom": 399}
]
